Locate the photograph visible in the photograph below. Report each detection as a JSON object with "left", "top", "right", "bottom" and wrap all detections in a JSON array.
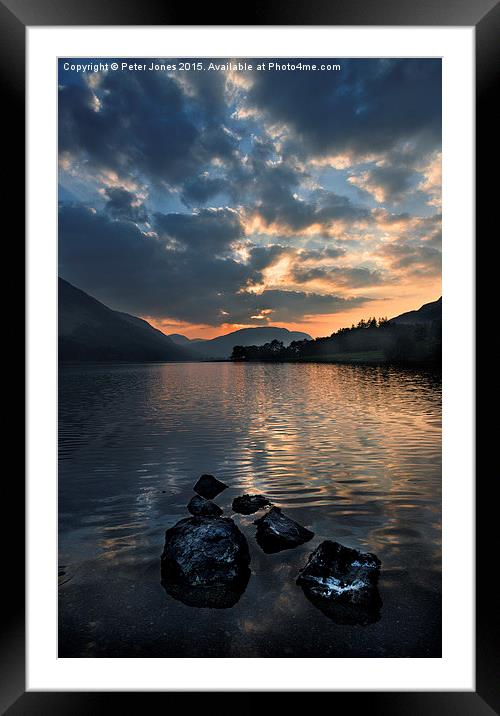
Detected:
[{"left": 57, "top": 56, "right": 442, "bottom": 658}]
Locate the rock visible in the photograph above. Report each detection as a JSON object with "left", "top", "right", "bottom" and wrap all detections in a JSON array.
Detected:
[
  {"left": 193, "top": 474, "right": 228, "bottom": 499},
  {"left": 297, "top": 541, "right": 381, "bottom": 598},
  {"left": 161, "top": 516, "right": 250, "bottom": 589},
  {"left": 296, "top": 541, "right": 382, "bottom": 625},
  {"left": 232, "top": 494, "right": 271, "bottom": 515},
  {"left": 187, "top": 494, "right": 223, "bottom": 517},
  {"left": 254, "top": 507, "right": 314, "bottom": 553}
]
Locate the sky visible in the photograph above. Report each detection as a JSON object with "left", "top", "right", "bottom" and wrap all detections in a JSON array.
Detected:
[{"left": 58, "top": 58, "right": 442, "bottom": 339}]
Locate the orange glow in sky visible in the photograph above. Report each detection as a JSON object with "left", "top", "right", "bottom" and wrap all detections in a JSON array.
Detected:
[{"left": 144, "top": 277, "right": 441, "bottom": 340}]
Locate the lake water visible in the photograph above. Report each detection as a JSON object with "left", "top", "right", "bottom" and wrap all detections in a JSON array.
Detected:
[{"left": 59, "top": 362, "right": 441, "bottom": 657}]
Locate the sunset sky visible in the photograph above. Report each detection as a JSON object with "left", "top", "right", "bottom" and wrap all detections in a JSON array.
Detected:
[{"left": 58, "top": 58, "right": 441, "bottom": 339}]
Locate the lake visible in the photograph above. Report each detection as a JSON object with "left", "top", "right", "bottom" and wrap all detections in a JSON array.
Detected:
[{"left": 59, "top": 361, "right": 441, "bottom": 657}]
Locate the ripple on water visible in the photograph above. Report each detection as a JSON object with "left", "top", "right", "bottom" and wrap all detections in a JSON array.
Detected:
[{"left": 59, "top": 362, "right": 441, "bottom": 658}]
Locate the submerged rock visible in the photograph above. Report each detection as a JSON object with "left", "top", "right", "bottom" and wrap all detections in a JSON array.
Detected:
[
  {"left": 187, "top": 494, "right": 223, "bottom": 517},
  {"left": 193, "top": 474, "right": 228, "bottom": 500},
  {"left": 161, "top": 516, "right": 250, "bottom": 588},
  {"left": 297, "top": 541, "right": 382, "bottom": 625},
  {"left": 232, "top": 494, "right": 271, "bottom": 515},
  {"left": 254, "top": 507, "right": 314, "bottom": 553}
]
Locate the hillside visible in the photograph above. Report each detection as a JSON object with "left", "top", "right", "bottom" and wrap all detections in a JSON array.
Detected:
[
  {"left": 231, "top": 298, "right": 442, "bottom": 366},
  {"left": 389, "top": 297, "right": 442, "bottom": 325},
  {"left": 190, "top": 327, "right": 312, "bottom": 359},
  {"left": 59, "top": 278, "right": 194, "bottom": 362},
  {"left": 168, "top": 333, "right": 197, "bottom": 346}
]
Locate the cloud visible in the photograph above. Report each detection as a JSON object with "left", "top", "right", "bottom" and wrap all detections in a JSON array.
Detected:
[
  {"left": 417, "top": 151, "right": 442, "bottom": 208},
  {"left": 59, "top": 72, "right": 200, "bottom": 187},
  {"left": 58, "top": 58, "right": 442, "bottom": 333},
  {"left": 59, "top": 204, "right": 373, "bottom": 326},
  {"left": 222, "top": 289, "right": 370, "bottom": 324},
  {"left": 59, "top": 205, "right": 245, "bottom": 321},
  {"left": 180, "top": 175, "right": 229, "bottom": 206},
  {"left": 291, "top": 265, "right": 387, "bottom": 288},
  {"left": 348, "top": 163, "right": 418, "bottom": 204},
  {"left": 245, "top": 59, "right": 441, "bottom": 161},
  {"left": 101, "top": 186, "right": 148, "bottom": 222},
  {"left": 240, "top": 163, "right": 372, "bottom": 236},
  {"left": 59, "top": 65, "right": 242, "bottom": 197},
  {"left": 380, "top": 241, "right": 442, "bottom": 277},
  {"left": 372, "top": 209, "right": 441, "bottom": 246},
  {"left": 153, "top": 207, "right": 244, "bottom": 254}
]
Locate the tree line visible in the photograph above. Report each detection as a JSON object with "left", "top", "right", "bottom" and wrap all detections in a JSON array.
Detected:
[{"left": 231, "top": 315, "right": 441, "bottom": 366}]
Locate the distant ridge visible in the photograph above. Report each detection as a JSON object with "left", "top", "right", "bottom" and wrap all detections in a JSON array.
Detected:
[
  {"left": 389, "top": 297, "right": 442, "bottom": 325},
  {"left": 59, "top": 278, "right": 194, "bottom": 362},
  {"left": 231, "top": 297, "right": 442, "bottom": 366},
  {"left": 168, "top": 333, "right": 196, "bottom": 346},
  {"left": 184, "top": 326, "right": 313, "bottom": 359}
]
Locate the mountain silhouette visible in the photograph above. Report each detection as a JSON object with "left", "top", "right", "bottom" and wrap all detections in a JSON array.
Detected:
[
  {"left": 389, "top": 297, "right": 442, "bottom": 325},
  {"left": 175, "top": 326, "right": 313, "bottom": 359},
  {"left": 59, "top": 278, "right": 194, "bottom": 362}
]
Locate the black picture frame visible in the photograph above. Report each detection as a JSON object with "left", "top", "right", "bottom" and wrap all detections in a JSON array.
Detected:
[{"left": 3, "top": 0, "right": 492, "bottom": 711}]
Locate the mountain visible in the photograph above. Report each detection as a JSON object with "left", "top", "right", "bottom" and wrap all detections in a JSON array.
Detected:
[
  {"left": 168, "top": 334, "right": 207, "bottom": 345},
  {"left": 390, "top": 297, "right": 442, "bottom": 325},
  {"left": 194, "top": 327, "right": 312, "bottom": 359},
  {"left": 168, "top": 333, "right": 196, "bottom": 346},
  {"left": 59, "top": 278, "right": 194, "bottom": 362}
]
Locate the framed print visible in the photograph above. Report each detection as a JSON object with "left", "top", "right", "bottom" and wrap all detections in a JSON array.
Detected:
[{"left": 3, "top": 0, "right": 493, "bottom": 710}]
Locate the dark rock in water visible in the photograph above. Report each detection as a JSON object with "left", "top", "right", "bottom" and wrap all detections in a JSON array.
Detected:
[
  {"left": 187, "top": 494, "right": 223, "bottom": 517},
  {"left": 161, "top": 516, "right": 250, "bottom": 589},
  {"left": 254, "top": 507, "right": 314, "bottom": 553},
  {"left": 297, "top": 541, "right": 381, "bottom": 598},
  {"left": 232, "top": 493, "right": 271, "bottom": 515},
  {"left": 162, "top": 570, "right": 250, "bottom": 609},
  {"left": 193, "top": 474, "right": 228, "bottom": 499},
  {"left": 297, "top": 541, "right": 382, "bottom": 625}
]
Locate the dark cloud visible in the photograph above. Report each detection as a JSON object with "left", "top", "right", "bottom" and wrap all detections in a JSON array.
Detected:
[
  {"left": 180, "top": 175, "right": 229, "bottom": 206},
  {"left": 265, "top": 190, "right": 371, "bottom": 233},
  {"left": 153, "top": 207, "right": 243, "bottom": 254},
  {"left": 291, "top": 265, "right": 386, "bottom": 288},
  {"left": 247, "top": 245, "right": 290, "bottom": 271},
  {"left": 380, "top": 242, "right": 441, "bottom": 276},
  {"left": 58, "top": 59, "right": 441, "bottom": 329},
  {"left": 59, "top": 65, "right": 242, "bottom": 193},
  {"left": 349, "top": 163, "right": 418, "bottom": 203},
  {"left": 247, "top": 59, "right": 441, "bottom": 160},
  {"left": 246, "top": 244, "right": 346, "bottom": 277},
  {"left": 59, "top": 204, "right": 372, "bottom": 325},
  {"left": 102, "top": 187, "right": 148, "bottom": 222},
  {"left": 224, "top": 290, "right": 369, "bottom": 324},
  {"left": 59, "top": 204, "right": 249, "bottom": 322},
  {"left": 59, "top": 72, "right": 200, "bottom": 185},
  {"left": 247, "top": 164, "right": 371, "bottom": 233}
]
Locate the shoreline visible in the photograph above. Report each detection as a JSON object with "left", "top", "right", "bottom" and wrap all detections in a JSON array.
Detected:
[{"left": 59, "top": 357, "right": 442, "bottom": 371}]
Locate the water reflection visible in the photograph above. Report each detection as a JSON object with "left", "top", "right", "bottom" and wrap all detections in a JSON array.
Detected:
[
  {"left": 299, "top": 585, "right": 382, "bottom": 626},
  {"left": 161, "top": 568, "right": 251, "bottom": 609},
  {"left": 59, "top": 362, "right": 441, "bottom": 657}
]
